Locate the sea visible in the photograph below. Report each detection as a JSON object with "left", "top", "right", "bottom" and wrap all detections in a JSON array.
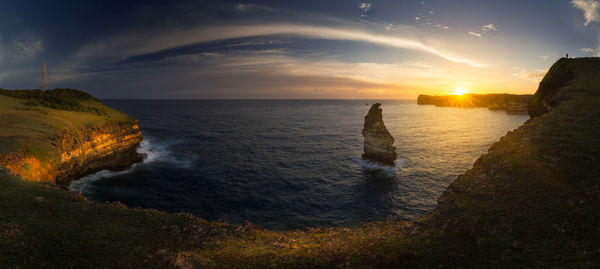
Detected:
[{"left": 70, "top": 100, "right": 529, "bottom": 230}]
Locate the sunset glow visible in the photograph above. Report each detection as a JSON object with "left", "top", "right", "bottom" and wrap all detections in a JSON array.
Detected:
[
  {"left": 0, "top": 1, "right": 597, "bottom": 99},
  {"left": 454, "top": 88, "right": 467, "bottom": 96}
]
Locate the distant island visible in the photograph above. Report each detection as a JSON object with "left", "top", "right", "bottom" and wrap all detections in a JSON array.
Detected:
[{"left": 417, "top": 93, "right": 533, "bottom": 114}]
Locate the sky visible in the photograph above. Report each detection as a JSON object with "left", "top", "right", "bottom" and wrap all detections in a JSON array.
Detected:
[{"left": 0, "top": 0, "right": 599, "bottom": 99}]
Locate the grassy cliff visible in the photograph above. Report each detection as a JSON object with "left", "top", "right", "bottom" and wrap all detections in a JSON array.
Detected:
[
  {"left": 1, "top": 58, "right": 600, "bottom": 268},
  {"left": 0, "top": 88, "right": 142, "bottom": 184}
]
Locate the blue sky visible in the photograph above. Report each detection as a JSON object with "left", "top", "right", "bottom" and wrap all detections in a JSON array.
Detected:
[{"left": 0, "top": 0, "right": 598, "bottom": 98}]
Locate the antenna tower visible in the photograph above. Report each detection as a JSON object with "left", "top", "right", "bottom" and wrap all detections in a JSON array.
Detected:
[{"left": 41, "top": 61, "right": 47, "bottom": 91}]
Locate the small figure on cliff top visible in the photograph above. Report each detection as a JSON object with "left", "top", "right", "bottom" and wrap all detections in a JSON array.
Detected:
[
  {"left": 362, "top": 103, "right": 397, "bottom": 166},
  {"left": 566, "top": 53, "right": 569, "bottom": 58}
]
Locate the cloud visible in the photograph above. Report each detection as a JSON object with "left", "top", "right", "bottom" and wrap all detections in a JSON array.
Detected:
[
  {"left": 580, "top": 47, "right": 600, "bottom": 56},
  {"left": 0, "top": 34, "right": 44, "bottom": 73},
  {"left": 572, "top": 0, "right": 600, "bottom": 26},
  {"left": 14, "top": 39, "right": 44, "bottom": 58},
  {"left": 148, "top": 49, "right": 443, "bottom": 85},
  {"left": 467, "top": 24, "right": 497, "bottom": 38},
  {"left": 71, "top": 24, "right": 485, "bottom": 68},
  {"left": 481, "top": 24, "right": 497, "bottom": 31},
  {"left": 513, "top": 68, "right": 548, "bottom": 82},
  {"left": 0, "top": 72, "right": 9, "bottom": 82},
  {"left": 1, "top": 35, "right": 44, "bottom": 57},
  {"left": 52, "top": 52, "right": 436, "bottom": 99},
  {"left": 234, "top": 3, "right": 274, "bottom": 12},
  {"left": 359, "top": 3, "right": 372, "bottom": 12}
]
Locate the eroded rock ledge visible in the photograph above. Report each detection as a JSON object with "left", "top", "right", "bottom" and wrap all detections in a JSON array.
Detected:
[
  {"left": 56, "top": 122, "right": 143, "bottom": 185},
  {"left": 0, "top": 122, "right": 143, "bottom": 186}
]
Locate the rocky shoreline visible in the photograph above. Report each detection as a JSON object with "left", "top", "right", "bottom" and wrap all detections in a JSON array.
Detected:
[{"left": 55, "top": 122, "right": 143, "bottom": 186}]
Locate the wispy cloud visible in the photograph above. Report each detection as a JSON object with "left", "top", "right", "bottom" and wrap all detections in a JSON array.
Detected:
[
  {"left": 513, "top": 68, "right": 547, "bottom": 82},
  {"left": 580, "top": 47, "right": 600, "bottom": 56},
  {"left": 234, "top": 3, "right": 274, "bottom": 12},
  {"left": 359, "top": 3, "right": 372, "bottom": 12},
  {"left": 468, "top": 24, "right": 497, "bottom": 38},
  {"left": 0, "top": 34, "right": 44, "bottom": 61},
  {"left": 481, "top": 24, "right": 498, "bottom": 31},
  {"left": 53, "top": 51, "right": 441, "bottom": 99},
  {"left": 71, "top": 24, "right": 485, "bottom": 67},
  {"left": 0, "top": 34, "right": 44, "bottom": 85},
  {"left": 14, "top": 40, "right": 44, "bottom": 58},
  {"left": 572, "top": 0, "right": 600, "bottom": 26}
]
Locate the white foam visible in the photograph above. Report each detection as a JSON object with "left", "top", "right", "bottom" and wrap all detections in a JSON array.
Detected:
[
  {"left": 69, "top": 137, "right": 196, "bottom": 192},
  {"left": 351, "top": 157, "right": 405, "bottom": 173}
]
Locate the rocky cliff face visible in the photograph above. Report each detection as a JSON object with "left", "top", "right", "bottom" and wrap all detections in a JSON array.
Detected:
[
  {"left": 56, "top": 123, "right": 144, "bottom": 185},
  {"left": 362, "top": 103, "right": 397, "bottom": 165},
  {"left": 0, "top": 122, "right": 143, "bottom": 186},
  {"left": 528, "top": 58, "right": 576, "bottom": 117}
]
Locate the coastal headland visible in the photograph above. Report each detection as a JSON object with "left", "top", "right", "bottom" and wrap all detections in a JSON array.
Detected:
[
  {"left": 1, "top": 58, "right": 599, "bottom": 267},
  {"left": 418, "top": 93, "right": 533, "bottom": 113},
  {"left": 0, "top": 88, "right": 143, "bottom": 186}
]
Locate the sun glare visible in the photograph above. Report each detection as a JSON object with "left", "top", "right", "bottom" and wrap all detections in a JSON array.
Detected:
[{"left": 454, "top": 88, "right": 467, "bottom": 96}]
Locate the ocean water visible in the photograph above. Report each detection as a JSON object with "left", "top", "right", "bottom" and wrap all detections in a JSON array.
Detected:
[{"left": 70, "top": 100, "right": 529, "bottom": 230}]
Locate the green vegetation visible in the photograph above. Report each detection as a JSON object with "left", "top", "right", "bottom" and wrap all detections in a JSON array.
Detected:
[
  {"left": 0, "top": 88, "right": 137, "bottom": 181},
  {"left": 1, "top": 58, "right": 600, "bottom": 267},
  {"left": 0, "top": 171, "right": 242, "bottom": 268},
  {"left": 0, "top": 88, "right": 98, "bottom": 112}
]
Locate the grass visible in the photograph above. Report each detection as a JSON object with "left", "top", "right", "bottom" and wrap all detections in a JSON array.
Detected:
[
  {"left": 0, "top": 171, "right": 243, "bottom": 268},
  {"left": 0, "top": 88, "right": 136, "bottom": 182},
  {"left": 1, "top": 58, "right": 600, "bottom": 267}
]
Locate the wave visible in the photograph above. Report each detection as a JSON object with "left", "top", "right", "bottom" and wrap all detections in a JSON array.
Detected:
[
  {"left": 351, "top": 157, "right": 405, "bottom": 173},
  {"left": 70, "top": 137, "right": 196, "bottom": 193},
  {"left": 138, "top": 139, "right": 197, "bottom": 168}
]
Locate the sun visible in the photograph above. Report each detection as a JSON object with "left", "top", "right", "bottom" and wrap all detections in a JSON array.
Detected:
[{"left": 454, "top": 88, "right": 467, "bottom": 96}]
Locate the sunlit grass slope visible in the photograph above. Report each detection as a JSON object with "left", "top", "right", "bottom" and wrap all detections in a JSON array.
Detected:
[
  {"left": 1, "top": 58, "right": 600, "bottom": 268},
  {"left": 0, "top": 89, "right": 135, "bottom": 181},
  {"left": 0, "top": 88, "right": 135, "bottom": 152}
]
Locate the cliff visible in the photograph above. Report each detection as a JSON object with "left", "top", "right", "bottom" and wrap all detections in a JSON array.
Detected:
[
  {"left": 528, "top": 58, "right": 577, "bottom": 117},
  {"left": 0, "top": 88, "right": 143, "bottom": 186},
  {"left": 362, "top": 103, "right": 397, "bottom": 165},
  {"left": 2, "top": 58, "right": 600, "bottom": 268},
  {"left": 418, "top": 93, "right": 533, "bottom": 113}
]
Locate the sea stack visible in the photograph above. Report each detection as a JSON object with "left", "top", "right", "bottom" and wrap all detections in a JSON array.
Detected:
[{"left": 362, "top": 103, "right": 397, "bottom": 166}]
